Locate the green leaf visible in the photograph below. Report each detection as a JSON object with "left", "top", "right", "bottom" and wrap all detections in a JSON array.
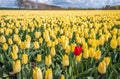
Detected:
[{"left": 87, "top": 76, "right": 94, "bottom": 79}]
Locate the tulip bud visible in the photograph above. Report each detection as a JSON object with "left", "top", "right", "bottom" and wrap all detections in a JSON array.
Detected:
[
  {"left": 94, "top": 49, "right": 101, "bottom": 60},
  {"left": 83, "top": 48, "right": 89, "bottom": 59},
  {"left": 22, "top": 54, "right": 28, "bottom": 64},
  {"left": 12, "top": 44, "right": 19, "bottom": 53},
  {"left": 103, "top": 57, "right": 111, "bottom": 66},
  {"left": 71, "top": 43, "right": 76, "bottom": 52},
  {"left": 34, "top": 32, "right": 41, "bottom": 39},
  {"left": 60, "top": 75, "right": 65, "bottom": 79},
  {"left": 62, "top": 54, "right": 69, "bottom": 66},
  {"left": 76, "top": 53, "right": 82, "bottom": 62},
  {"left": 13, "top": 60, "right": 21, "bottom": 74},
  {"left": 117, "top": 37, "right": 120, "bottom": 46},
  {"left": 19, "top": 42, "right": 26, "bottom": 50},
  {"left": 45, "top": 68, "right": 53, "bottom": 79},
  {"left": 25, "top": 35, "right": 31, "bottom": 41},
  {"left": 36, "top": 54, "right": 41, "bottom": 62},
  {"left": 8, "top": 38, "right": 13, "bottom": 45},
  {"left": 39, "top": 38, "right": 43, "bottom": 44},
  {"left": 88, "top": 47, "right": 95, "bottom": 58},
  {"left": 82, "top": 42, "right": 88, "bottom": 49},
  {"left": 50, "top": 47, "right": 56, "bottom": 57},
  {"left": 11, "top": 52, "right": 18, "bottom": 60},
  {"left": 0, "top": 35, "right": 6, "bottom": 43},
  {"left": 33, "top": 41, "right": 39, "bottom": 49},
  {"left": 98, "top": 61, "right": 106, "bottom": 74},
  {"left": 47, "top": 40, "right": 52, "bottom": 48},
  {"left": 110, "top": 38, "right": 117, "bottom": 49},
  {"left": 45, "top": 55, "right": 52, "bottom": 66},
  {"left": 33, "top": 67, "right": 43, "bottom": 79},
  {"left": 65, "top": 45, "right": 71, "bottom": 54},
  {"left": 2, "top": 43, "right": 8, "bottom": 51}
]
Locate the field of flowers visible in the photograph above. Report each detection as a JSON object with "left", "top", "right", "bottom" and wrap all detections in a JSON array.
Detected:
[{"left": 0, "top": 10, "right": 120, "bottom": 79}]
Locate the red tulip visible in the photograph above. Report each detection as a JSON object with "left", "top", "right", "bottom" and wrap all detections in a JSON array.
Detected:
[{"left": 74, "top": 46, "right": 82, "bottom": 56}]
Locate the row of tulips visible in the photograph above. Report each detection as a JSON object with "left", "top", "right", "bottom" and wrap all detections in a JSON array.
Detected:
[{"left": 0, "top": 10, "right": 120, "bottom": 79}]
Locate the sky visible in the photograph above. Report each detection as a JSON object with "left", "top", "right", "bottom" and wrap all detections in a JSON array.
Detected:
[{"left": 0, "top": 0, "right": 120, "bottom": 8}]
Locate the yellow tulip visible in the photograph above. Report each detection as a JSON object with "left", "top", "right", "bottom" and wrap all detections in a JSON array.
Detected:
[
  {"left": 65, "top": 45, "right": 71, "bottom": 54},
  {"left": 83, "top": 48, "right": 89, "bottom": 59},
  {"left": 25, "top": 35, "right": 31, "bottom": 41},
  {"left": 12, "top": 44, "right": 19, "bottom": 53},
  {"left": 45, "top": 68, "right": 53, "bottom": 79},
  {"left": 88, "top": 47, "right": 95, "bottom": 58},
  {"left": 13, "top": 34, "right": 19, "bottom": 42},
  {"left": 98, "top": 61, "right": 106, "bottom": 74},
  {"left": 103, "top": 57, "right": 111, "bottom": 66},
  {"left": 71, "top": 43, "right": 76, "bottom": 52},
  {"left": 33, "top": 67, "right": 43, "bottom": 79},
  {"left": 25, "top": 40, "right": 31, "bottom": 49},
  {"left": 94, "top": 49, "right": 101, "bottom": 60},
  {"left": 45, "top": 55, "right": 52, "bottom": 66},
  {"left": 19, "top": 42, "right": 26, "bottom": 50},
  {"left": 60, "top": 75, "right": 65, "bottom": 79},
  {"left": 62, "top": 54, "right": 69, "bottom": 66},
  {"left": 47, "top": 40, "right": 52, "bottom": 48},
  {"left": 33, "top": 41, "right": 39, "bottom": 49},
  {"left": 13, "top": 60, "right": 21, "bottom": 74},
  {"left": 117, "top": 37, "right": 120, "bottom": 46},
  {"left": 11, "top": 52, "right": 18, "bottom": 60},
  {"left": 8, "top": 38, "right": 13, "bottom": 44},
  {"left": 2, "top": 43, "right": 8, "bottom": 51},
  {"left": 0, "top": 28, "right": 4, "bottom": 34},
  {"left": 36, "top": 54, "right": 41, "bottom": 62},
  {"left": 34, "top": 32, "right": 41, "bottom": 39},
  {"left": 0, "top": 35, "right": 6, "bottom": 43},
  {"left": 76, "top": 53, "right": 82, "bottom": 62},
  {"left": 110, "top": 38, "right": 117, "bottom": 49},
  {"left": 82, "top": 42, "right": 88, "bottom": 49},
  {"left": 50, "top": 47, "right": 56, "bottom": 57},
  {"left": 22, "top": 54, "right": 28, "bottom": 64},
  {"left": 39, "top": 38, "right": 43, "bottom": 44}
]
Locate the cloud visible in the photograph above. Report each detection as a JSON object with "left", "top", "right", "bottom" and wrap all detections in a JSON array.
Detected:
[
  {"left": 0, "top": 0, "right": 16, "bottom": 7},
  {"left": 0, "top": 0, "right": 120, "bottom": 8}
]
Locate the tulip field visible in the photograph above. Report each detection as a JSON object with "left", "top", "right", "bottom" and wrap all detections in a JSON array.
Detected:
[{"left": 0, "top": 10, "right": 120, "bottom": 79}]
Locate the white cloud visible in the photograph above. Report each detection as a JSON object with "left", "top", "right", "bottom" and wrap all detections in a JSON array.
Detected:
[
  {"left": 0, "top": 0, "right": 120, "bottom": 8},
  {"left": 31, "top": 0, "right": 53, "bottom": 4}
]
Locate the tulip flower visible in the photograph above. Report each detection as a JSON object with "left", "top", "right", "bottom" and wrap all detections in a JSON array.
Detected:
[
  {"left": 34, "top": 32, "right": 41, "bottom": 39},
  {"left": 76, "top": 53, "right": 82, "bottom": 62},
  {"left": 50, "top": 47, "right": 56, "bottom": 57},
  {"left": 94, "top": 49, "right": 101, "bottom": 60},
  {"left": 45, "top": 55, "right": 52, "bottom": 66},
  {"left": 62, "top": 54, "right": 69, "bottom": 66},
  {"left": 65, "top": 45, "right": 71, "bottom": 54},
  {"left": 60, "top": 75, "right": 65, "bottom": 79},
  {"left": 103, "top": 57, "right": 111, "bottom": 66},
  {"left": 0, "top": 35, "right": 6, "bottom": 43},
  {"left": 83, "top": 48, "right": 89, "bottom": 59},
  {"left": 13, "top": 60, "right": 21, "bottom": 74},
  {"left": 11, "top": 52, "right": 18, "bottom": 60},
  {"left": 33, "top": 67, "right": 43, "bottom": 79},
  {"left": 12, "top": 44, "right": 19, "bottom": 53},
  {"left": 110, "top": 38, "right": 117, "bottom": 49},
  {"left": 36, "top": 54, "right": 41, "bottom": 62},
  {"left": 45, "top": 68, "right": 53, "bottom": 79},
  {"left": 2, "top": 43, "right": 8, "bottom": 51},
  {"left": 8, "top": 38, "right": 13, "bottom": 45},
  {"left": 98, "top": 61, "right": 106, "bottom": 74},
  {"left": 22, "top": 54, "right": 28, "bottom": 64},
  {"left": 33, "top": 41, "right": 39, "bottom": 49},
  {"left": 74, "top": 46, "right": 82, "bottom": 56},
  {"left": 20, "top": 42, "right": 26, "bottom": 50}
]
